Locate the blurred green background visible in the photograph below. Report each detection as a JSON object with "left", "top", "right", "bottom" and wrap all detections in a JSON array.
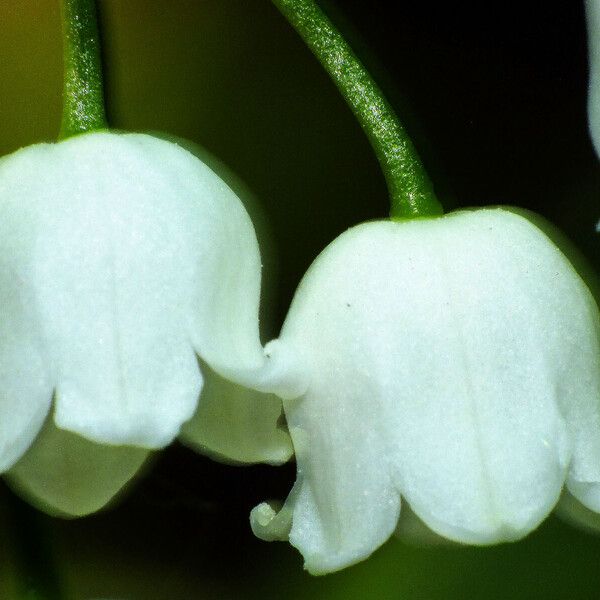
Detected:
[{"left": 0, "top": 0, "right": 599, "bottom": 598}]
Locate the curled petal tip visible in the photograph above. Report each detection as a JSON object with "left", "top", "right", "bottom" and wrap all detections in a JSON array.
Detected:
[
  {"left": 250, "top": 500, "right": 292, "bottom": 542},
  {"left": 262, "top": 339, "right": 310, "bottom": 400}
]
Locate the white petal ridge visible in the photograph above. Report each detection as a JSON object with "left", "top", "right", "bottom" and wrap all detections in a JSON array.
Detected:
[
  {"left": 0, "top": 131, "right": 268, "bottom": 458},
  {"left": 254, "top": 208, "right": 600, "bottom": 573}
]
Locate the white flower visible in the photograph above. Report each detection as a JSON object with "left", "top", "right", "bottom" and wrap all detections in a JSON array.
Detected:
[
  {"left": 251, "top": 208, "right": 600, "bottom": 574},
  {"left": 0, "top": 131, "right": 289, "bottom": 513},
  {"left": 586, "top": 0, "right": 600, "bottom": 157}
]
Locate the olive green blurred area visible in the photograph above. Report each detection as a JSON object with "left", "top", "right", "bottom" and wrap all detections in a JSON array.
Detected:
[{"left": 0, "top": 0, "right": 600, "bottom": 599}]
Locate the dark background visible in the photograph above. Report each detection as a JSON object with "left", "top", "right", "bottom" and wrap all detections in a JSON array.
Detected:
[{"left": 0, "top": 1, "right": 599, "bottom": 598}]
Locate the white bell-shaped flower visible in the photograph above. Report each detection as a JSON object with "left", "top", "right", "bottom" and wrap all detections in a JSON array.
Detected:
[
  {"left": 0, "top": 131, "right": 287, "bottom": 504},
  {"left": 251, "top": 208, "right": 600, "bottom": 574}
]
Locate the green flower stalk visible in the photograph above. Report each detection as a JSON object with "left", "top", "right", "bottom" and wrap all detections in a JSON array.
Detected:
[
  {"left": 271, "top": 0, "right": 443, "bottom": 219},
  {"left": 59, "top": 0, "right": 107, "bottom": 138}
]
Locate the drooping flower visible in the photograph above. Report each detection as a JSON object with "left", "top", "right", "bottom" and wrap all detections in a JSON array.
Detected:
[
  {"left": 251, "top": 208, "right": 600, "bottom": 574},
  {"left": 0, "top": 130, "right": 289, "bottom": 514}
]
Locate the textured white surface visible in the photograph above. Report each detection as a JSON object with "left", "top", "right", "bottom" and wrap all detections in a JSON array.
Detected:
[
  {"left": 252, "top": 209, "right": 600, "bottom": 574},
  {"left": 587, "top": 0, "right": 600, "bottom": 157},
  {"left": 0, "top": 132, "right": 269, "bottom": 466}
]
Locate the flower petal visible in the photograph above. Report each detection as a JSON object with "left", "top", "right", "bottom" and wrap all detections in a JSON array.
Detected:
[
  {"left": 253, "top": 354, "right": 402, "bottom": 574},
  {"left": 0, "top": 224, "right": 53, "bottom": 470},
  {"left": 5, "top": 412, "right": 151, "bottom": 517},
  {"left": 563, "top": 420, "right": 600, "bottom": 512},
  {"left": 257, "top": 209, "right": 595, "bottom": 573},
  {"left": 558, "top": 307, "right": 600, "bottom": 512},
  {"left": 179, "top": 361, "right": 293, "bottom": 465}
]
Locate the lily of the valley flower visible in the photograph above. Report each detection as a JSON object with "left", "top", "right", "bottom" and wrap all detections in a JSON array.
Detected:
[
  {"left": 251, "top": 208, "right": 600, "bottom": 574},
  {"left": 0, "top": 131, "right": 289, "bottom": 515}
]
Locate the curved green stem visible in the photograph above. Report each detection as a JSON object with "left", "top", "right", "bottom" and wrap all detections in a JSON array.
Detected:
[
  {"left": 59, "top": 0, "right": 107, "bottom": 139},
  {"left": 272, "top": 0, "right": 443, "bottom": 219}
]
